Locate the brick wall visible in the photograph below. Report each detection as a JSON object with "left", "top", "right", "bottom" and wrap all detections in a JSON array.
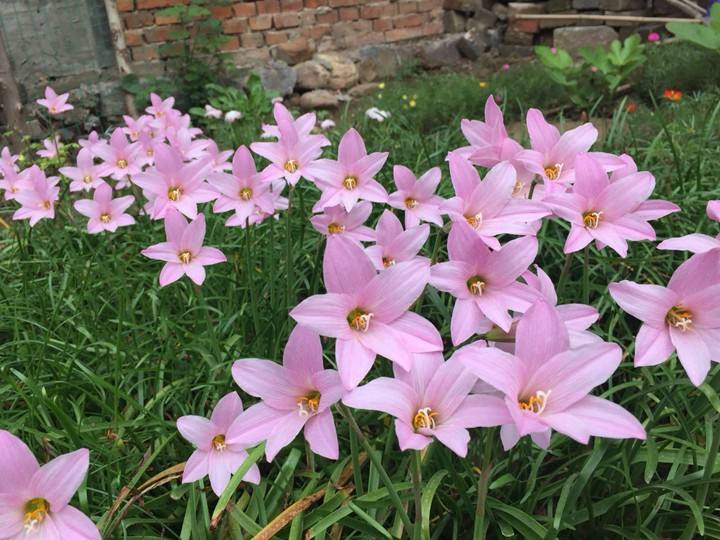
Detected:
[{"left": 117, "top": 0, "right": 445, "bottom": 68}]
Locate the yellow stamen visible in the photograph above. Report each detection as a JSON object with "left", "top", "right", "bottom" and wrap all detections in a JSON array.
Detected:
[
  {"left": 544, "top": 163, "right": 563, "bottom": 180},
  {"left": 117, "top": 158, "right": 128, "bottom": 169},
  {"left": 405, "top": 197, "right": 418, "bottom": 209},
  {"left": 284, "top": 159, "right": 299, "bottom": 173},
  {"left": 412, "top": 407, "right": 438, "bottom": 430},
  {"left": 666, "top": 306, "right": 692, "bottom": 332},
  {"left": 347, "top": 308, "right": 373, "bottom": 332},
  {"left": 327, "top": 222, "right": 345, "bottom": 235},
  {"left": 239, "top": 187, "right": 253, "bottom": 201},
  {"left": 582, "top": 211, "right": 602, "bottom": 229},
  {"left": 24, "top": 498, "right": 50, "bottom": 532},
  {"left": 467, "top": 276, "right": 486, "bottom": 296},
  {"left": 212, "top": 434, "right": 227, "bottom": 451},
  {"left": 178, "top": 250, "right": 192, "bottom": 264},
  {"left": 146, "top": 148, "right": 154, "bottom": 157},
  {"left": 41, "top": 200, "right": 51, "bottom": 210},
  {"left": 82, "top": 174, "right": 93, "bottom": 184},
  {"left": 343, "top": 176, "right": 358, "bottom": 190},
  {"left": 465, "top": 212, "right": 482, "bottom": 229},
  {"left": 167, "top": 186, "right": 182, "bottom": 201},
  {"left": 382, "top": 256, "right": 395, "bottom": 268},
  {"left": 100, "top": 213, "right": 111, "bottom": 223},
  {"left": 512, "top": 180, "right": 523, "bottom": 196},
  {"left": 518, "top": 390, "right": 551, "bottom": 414},
  {"left": 297, "top": 390, "right": 321, "bottom": 417}
]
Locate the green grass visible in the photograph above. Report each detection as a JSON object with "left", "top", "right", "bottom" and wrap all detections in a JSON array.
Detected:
[{"left": 2, "top": 76, "right": 720, "bottom": 539}]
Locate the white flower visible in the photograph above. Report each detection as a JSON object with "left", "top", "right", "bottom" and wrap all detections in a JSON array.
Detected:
[
  {"left": 365, "top": 107, "right": 391, "bottom": 122},
  {"left": 204, "top": 104, "right": 222, "bottom": 119},
  {"left": 320, "top": 119, "right": 336, "bottom": 131},
  {"left": 224, "top": 110, "right": 243, "bottom": 123}
]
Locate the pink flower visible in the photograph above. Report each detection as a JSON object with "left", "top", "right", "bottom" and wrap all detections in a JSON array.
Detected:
[
  {"left": 36, "top": 86, "right": 73, "bottom": 114},
  {"left": 12, "top": 166, "right": 59, "bottom": 226},
  {"left": 167, "top": 127, "right": 211, "bottom": 162},
  {"left": 209, "top": 145, "right": 281, "bottom": 226},
  {"left": 60, "top": 148, "right": 108, "bottom": 192},
  {"left": 543, "top": 153, "right": 671, "bottom": 257},
  {"left": 365, "top": 210, "right": 429, "bottom": 271},
  {"left": 442, "top": 155, "right": 549, "bottom": 250},
  {"left": 455, "top": 300, "right": 646, "bottom": 450},
  {"left": 94, "top": 128, "right": 142, "bottom": 185},
  {"left": 204, "top": 104, "right": 223, "bottom": 119},
  {"left": 320, "top": 119, "right": 336, "bottom": 131},
  {"left": 261, "top": 109, "right": 318, "bottom": 139},
  {"left": 73, "top": 183, "right": 135, "bottom": 234},
  {"left": 0, "top": 167, "right": 29, "bottom": 201},
  {"left": 647, "top": 31, "right": 660, "bottom": 42},
  {"left": 387, "top": 165, "right": 445, "bottom": 228},
  {"left": 177, "top": 392, "right": 261, "bottom": 495},
  {"left": 122, "top": 114, "right": 153, "bottom": 141},
  {"left": 662, "top": 200, "right": 720, "bottom": 253},
  {"left": 228, "top": 325, "right": 345, "bottom": 461},
  {"left": 609, "top": 250, "right": 720, "bottom": 386},
  {"left": 0, "top": 146, "right": 19, "bottom": 175},
  {"left": 79, "top": 131, "right": 108, "bottom": 157},
  {"left": 308, "top": 128, "right": 389, "bottom": 212},
  {"left": 146, "top": 93, "right": 175, "bottom": 119},
  {"left": 243, "top": 185, "right": 289, "bottom": 228},
  {"left": 310, "top": 202, "right": 376, "bottom": 244},
  {"left": 36, "top": 136, "right": 60, "bottom": 159},
  {"left": 502, "top": 63, "right": 510, "bottom": 71},
  {"left": 707, "top": 200, "right": 720, "bottom": 222},
  {"left": 141, "top": 210, "right": 226, "bottom": 286},
  {"left": 343, "top": 353, "right": 508, "bottom": 456},
  {"left": 205, "top": 140, "right": 234, "bottom": 173},
  {"left": 0, "top": 430, "right": 99, "bottom": 538},
  {"left": 133, "top": 144, "right": 215, "bottom": 220},
  {"left": 429, "top": 223, "right": 539, "bottom": 344},
  {"left": 609, "top": 154, "right": 679, "bottom": 221},
  {"left": 290, "top": 237, "right": 442, "bottom": 389},
  {"left": 515, "top": 109, "right": 623, "bottom": 192},
  {"left": 251, "top": 103, "right": 329, "bottom": 186}
]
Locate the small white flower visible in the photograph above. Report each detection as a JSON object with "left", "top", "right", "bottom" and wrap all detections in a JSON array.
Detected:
[
  {"left": 204, "top": 104, "right": 222, "bottom": 119},
  {"left": 224, "top": 110, "right": 243, "bottom": 123},
  {"left": 365, "top": 107, "right": 391, "bottom": 122},
  {"left": 320, "top": 119, "right": 336, "bottom": 131}
]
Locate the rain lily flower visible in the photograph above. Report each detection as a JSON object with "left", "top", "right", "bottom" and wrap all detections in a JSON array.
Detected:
[
  {"left": 141, "top": 210, "right": 226, "bottom": 286},
  {"left": 60, "top": 148, "right": 108, "bottom": 192},
  {"left": 291, "top": 237, "right": 442, "bottom": 389},
  {"left": 310, "top": 202, "right": 376, "bottom": 244},
  {"left": 209, "top": 145, "right": 281, "bottom": 226},
  {"left": 660, "top": 199, "right": 720, "bottom": 253},
  {"left": 224, "top": 110, "right": 243, "bottom": 123},
  {"left": 12, "top": 166, "right": 59, "bottom": 226},
  {"left": 430, "top": 223, "right": 538, "bottom": 345},
  {"left": 608, "top": 249, "right": 720, "bottom": 386},
  {"left": 261, "top": 110, "right": 318, "bottom": 139},
  {"left": 0, "top": 430, "right": 99, "bottom": 539},
  {"left": 36, "top": 85, "right": 73, "bottom": 114},
  {"left": 36, "top": 136, "right": 60, "bottom": 159},
  {"left": 177, "top": 392, "right": 261, "bottom": 495},
  {"left": 320, "top": 119, "right": 336, "bottom": 131},
  {"left": 78, "top": 131, "right": 107, "bottom": 157},
  {"left": 365, "top": 210, "right": 429, "bottom": 271},
  {"left": 228, "top": 325, "right": 345, "bottom": 461},
  {"left": 251, "top": 103, "right": 329, "bottom": 186},
  {"left": 0, "top": 146, "right": 19, "bottom": 174},
  {"left": 204, "top": 104, "right": 223, "bottom": 119},
  {"left": 166, "top": 127, "right": 210, "bottom": 161},
  {"left": 94, "top": 128, "right": 142, "bottom": 186},
  {"left": 0, "top": 167, "right": 29, "bottom": 201},
  {"left": 455, "top": 300, "right": 646, "bottom": 449},
  {"left": 205, "top": 140, "right": 233, "bottom": 172},
  {"left": 73, "top": 183, "right": 135, "bottom": 234},
  {"left": 146, "top": 93, "right": 175, "bottom": 119},
  {"left": 516, "top": 109, "right": 623, "bottom": 192},
  {"left": 365, "top": 107, "right": 391, "bottom": 122},
  {"left": 308, "top": 128, "right": 389, "bottom": 212},
  {"left": 122, "top": 114, "right": 153, "bottom": 141},
  {"left": 133, "top": 144, "right": 215, "bottom": 220},
  {"left": 387, "top": 165, "right": 444, "bottom": 228},
  {"left": 344, "top": 353, "right": 508, "bottom": 456},
  {"left": 543, "top": 153, "right": 671, "bottom": 257},
  {"left": 442, "top": 155, "right": 549, "bottom": 250}
]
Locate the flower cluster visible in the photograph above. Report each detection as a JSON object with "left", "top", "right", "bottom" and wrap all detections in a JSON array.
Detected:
[{"left": 1, "top": 89, "right": 712, "bottom": 535}]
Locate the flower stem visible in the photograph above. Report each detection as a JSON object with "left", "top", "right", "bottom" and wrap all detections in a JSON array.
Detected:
[
  {"left": 337, "top": 404, "right": 413, "bottom": 536},
  {"left": 473, "top": 431, "right": 494, "bottom": 540},
  {"left": 411, "top": 450, "right": 423, "bottom": 540},
  {"left": 582, "top": 245, "right": 590, "bottom": 304},
  {"left": 349, "top": 423, "right": 364, "bottom": 496},
  {"left": 555, "top": 252, "right": 573, "bottom": 298}
]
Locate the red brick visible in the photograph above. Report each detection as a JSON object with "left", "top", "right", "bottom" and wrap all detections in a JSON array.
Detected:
[
  {"left": 220, "top": 36, "right": 241, "bottom": 50},
  {"left": 304, "top": 0, "right": 327, "bottom": 6},
  {"left": 362, "top": 3, "right": 396, "bottom": 18},
  {"left": 124, "top": 29, "right": 143, "bottom": 46},
  {"left": 301, "top": 11, "right": 316, "bottom": 25},
  {"left": 210, "top": 5, "right": 234, "bottom": 18},
  {"left": 155, "top": 13, "right": 179, "bottom": 24},
  {"left": 274, "top": 12, "right": 300, "bottom": 27},
  {"left": 511, "top": 19, "right": 539, "bottom": 32},
  {"left": 339, "top": 6, "right": 359, "bottom": 19},
  {"left": 265, "top": 30, "right": 289, "bottom": 44},
  {"left": 123, "top": 11, "right": 154, "bottom": 29},
  {"left": 423, "top": 18, "right": 443, "bottom": 35},
  {"left": 417, "top": 0, "right": 440, "bottom": 10},
  {"left": 385, "top": 26, "right": 423, "bottom": 41},
  {"left": 223, "top": 18, "right": 248, "bottom": 33},
  {"left": 131, "top": 45, "right": 159, "bottom": 62},
  {"left": 249, "top": 14, "right": 273, "bottom": 29},
  {"left": 241, "top": 32, "right": 265, "bottom": 47},
  {"left": 117, "top": 0, "right": 134, "bottom": 11},
  {"left": 373, "top": 18, "right": 393, "bottom": 31},
  {"left": 257, "top": 0, "right": 281, "bottom": 13},
  {"left": 316, "top": 10, "right": 338, "bottom": 23},
  {"left": 394, "top": 13, "right": 424, "bottom": 27},
  {"left": 281, "top": 0, "right": 303, "bottom": 10},
  {"left": 398, "top": 1, "right": 419, "bottom": 13},
  {"left": 145, "top": 26, "right": 177, "bottom": 42},
  {"left": 303, "top": 24, "right": 331, "bottom": 38},
  {"left": 233, "top": 2, "right": 257, "bottom": 16},
  {"left": 136, "top": 0, "right": 176, "bottom": 8},
  {"left": 159, "top": 41, "right": 184, "bottom": 57},
  {"left": 328, "top": 0, "right": 360, "bottom": 5}
]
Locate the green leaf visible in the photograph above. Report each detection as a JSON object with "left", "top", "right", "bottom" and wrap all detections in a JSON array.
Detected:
[
  {"left": 421, "top": 470, "right": 447, "bottom": 540},
  {"left": 211, "top": 443, "right": 266, "bottom": 522},
  {"left": 666, "top": 21, "right": 720, "bottom": 51}
]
